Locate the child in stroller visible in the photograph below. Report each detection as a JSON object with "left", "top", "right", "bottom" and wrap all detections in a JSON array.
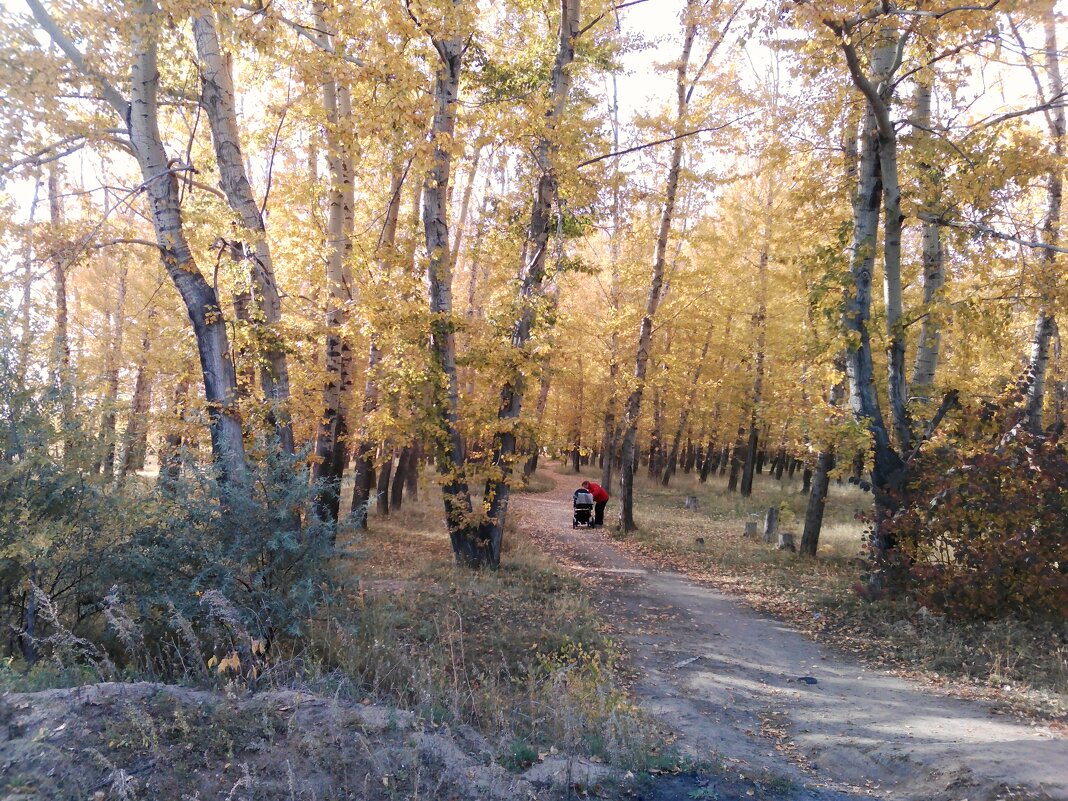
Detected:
[{"left": 573, "top": 487, "right": 595, "bottom": 528}]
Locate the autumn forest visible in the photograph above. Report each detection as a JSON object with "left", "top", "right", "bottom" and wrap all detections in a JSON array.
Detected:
[{"left": 0, "top": 0, "right": 1066, "bottom": 797}]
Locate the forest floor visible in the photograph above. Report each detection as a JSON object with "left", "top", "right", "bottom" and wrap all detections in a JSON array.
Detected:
[{"left": 515, "top": 466, "right": 1068, "bottom": 801}]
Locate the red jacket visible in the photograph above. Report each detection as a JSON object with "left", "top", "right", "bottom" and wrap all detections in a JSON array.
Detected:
[{"left": 584, "top": 482, "right": 609, "bottom": 503}]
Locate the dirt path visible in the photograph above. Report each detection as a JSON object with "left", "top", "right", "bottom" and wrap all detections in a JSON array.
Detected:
[{"left": 513, "top": 473, "right": 1067, "bottom": 801}]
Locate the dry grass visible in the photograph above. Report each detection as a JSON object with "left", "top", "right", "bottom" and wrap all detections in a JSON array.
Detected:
[
  {"left": 598, "top": 462, "right": 1068, "bottom": 723},
  {"left": 298, "top": 474, "right": 668, "bottom": 771}
]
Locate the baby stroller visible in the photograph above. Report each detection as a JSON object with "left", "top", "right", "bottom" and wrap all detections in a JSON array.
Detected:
[{"left": 573, "top": 489, "right": 595, "bottom": 528}]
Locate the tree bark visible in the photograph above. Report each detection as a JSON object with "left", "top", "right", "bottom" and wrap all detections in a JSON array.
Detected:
[
  {"left": 726, "top": 426, "right": 745, "bottom": 493},
  {"left": 423, "top": 21, "right": 479, "bottom": 563},
  {"left": 311, "top": 2, "right": 355, "bottom": 523},
  {"left": 834, "top": 29, "right": 906, "bottom": 555},
  {"left": 405, "top": 441, "right": 421, "bottom": 501},
  {"left": 662, "top": 336, "right": 710, "bottom": 485},
  {"left": 799, "top": 447, "right": 833, "bottom": 557},
  {"left": 391, "top": 445, "right": 411, "bottom": 511},
  {"left": 741, "top": 173, "right": 775, "bottom": 497},
  {"left": 909, "top": 69, "right": 945, "bottom": 393},
  {"left": 376, "top": 446, "right": 393, "bottom": 517},
  {"left": 351, "top": 166, "right": 406, "bottom": 528},
  {"left": 1024, "top": 10, "right": 1064, "bottom": 434},
  {"left": 192, "top": 8, "right": 294, "bottom": 455},
  {"left": 600, "top": 73, "right": 624, "bottom": 492},
  {"left": 118, "top": 325, "right": 153, "bottom": 479},
  {"left": 158, "top": 375, "right": 190, "bottom": 490},
  {"left": 46, "top": 166, "right": 74, "bottom": 459},
  {"left": 123, "top": 4, "right": 248, "bottom": 485},
  {"left": 476, "top": 0, "right": 581, "bottom": 566},
  {"left": 98, "top": 266, "right": 127, "bottom": 478},
  {"left": 618, "top": 0, "right": 724, "bottom": 530}
]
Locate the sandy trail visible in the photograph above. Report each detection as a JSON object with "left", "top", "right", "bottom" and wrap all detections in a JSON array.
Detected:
[{"left": 512, "top": 473, "right": 1067, "bottom": 801}]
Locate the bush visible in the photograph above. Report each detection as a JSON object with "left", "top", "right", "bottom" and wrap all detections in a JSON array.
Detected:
[
  {"left": 0, "top": 362, "right": 335, "bottom": 681},
  {"left": 102, "top": 451, "right": 336, "bottom": 679},
  {"left": 889, "top": 389, "right": 1068, "bottom": 620}
]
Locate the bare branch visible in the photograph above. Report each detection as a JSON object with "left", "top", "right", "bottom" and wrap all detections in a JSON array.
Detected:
[
  {"left": 924, "top": 212, "right": 1068, "bottom": 255},
  {"left": 23, "top": 0, "right": 128, "bottom": 117},
  {"left": 575, "top": 114, "right": 754, "bottom": 168},
  {"left": 0, "top": 135, "right": 87, "bottom": 178}
]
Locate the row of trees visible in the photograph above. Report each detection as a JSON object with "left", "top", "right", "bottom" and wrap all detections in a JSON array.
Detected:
[{"left": 1, "top": 0, "right": 1065, "bottom": 593}]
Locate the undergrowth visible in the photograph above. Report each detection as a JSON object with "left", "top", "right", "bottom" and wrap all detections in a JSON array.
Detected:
[{"left": 299, "top": 493, "right": 666, "bottom": 771}]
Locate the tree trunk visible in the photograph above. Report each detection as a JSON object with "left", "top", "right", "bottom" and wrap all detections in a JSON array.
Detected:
[
  {"left": 451, "top": 143, "right": 483, "bottom": 264},
  {"left": 311, "top": 3, "right": 355, "bottom": 523},
  {"left": 799, "top": 448, "right": 833, "bottom": 557},
  {"left": 118, "top": 326, "right": 153, "bottom": 480},
  {"left": 351, "top": 165, "right": 406, "bottom": 528},
  {"left": 423, "top": 25, "right": 479, "bottom": 564},
  {"left": 800, "top": 466, "right": 812, "bottom": 494},
  {"left": 1024, "top": 11, "right": 1064, "bottom": 434},
  {"left": 618, "top": 0, "right": 725, "bottom": 530},
  {"left": 98, "top": 266, "right": 127, "bottom": 478},
  {"left": 158, "top": 375, "right": 190, "bottom": 490},
  {"left": 647, "top": 387, "right": 664, "bottom": 479},
  {"left": 477, "top": 0, "right": 581, "bottom": 566},
  {"left": 391, "top": 445, "right": 411, "bottom": 511},
  {"left": 726, "top": 427, "right": 745, "bottom": 493},
  {"left": 909, "top": 71, "right": 945, "bottom": 393},
  {"left": 838, "top": 31, "right": 906, "bottom": 556},
  {"left": 662, "top": 337, "right": 710, "bottom": 486},
  {"left": 699, "top": 438, "right": 715, "bottom": 482},
  {"left": 376, "top": 446, "right": 393, "bottom": 517},
  {"left": 741, "top": 174, "right": 775, "bottom": 498},
  {"left": 406, "top": 441, "right": 421, "bottom": 501},
  {"left": 192, "top": 9, "right": 294, "bottom": 454},
  {"left": 123, "top": 12, "right": 248, "bottom": 485},
  {"left": 47, "top": 166, "right": 74, "bottom": 460}
]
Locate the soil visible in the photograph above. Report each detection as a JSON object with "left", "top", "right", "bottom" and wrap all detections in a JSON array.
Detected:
[{"left": 514, "top": 471, "right": 1068, "bottom": 801}]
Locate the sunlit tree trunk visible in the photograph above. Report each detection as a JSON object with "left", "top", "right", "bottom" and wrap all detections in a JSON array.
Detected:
[
  {"left": 662, "top": 337, "right": 710, "bottom": 486},
  {"left": 909, "top": 70, "right": 945, "bottom": 393},
  {"left": 478, "top": 0, "right": 580, "bottom": 566},
  {"left": 423, "top": 21, "right": 478, "bottom": 563},
  {"left": 620, "top": 0, "right": 735, "bottom": 529},
  {"left": 352, "top": 167, "right": 406, "bottom": 529},
  {"left": 192, "top": 9, "right": 294, "bottom": 454},
  {"left": 1024, "top": 10, "right": 1064, "bottom": 434},
  {"left": 310, "top": 2, "right": 355, "bottom": 523},
  {"left": 833, "top": 28, "right": 905, "bottom": 554}
]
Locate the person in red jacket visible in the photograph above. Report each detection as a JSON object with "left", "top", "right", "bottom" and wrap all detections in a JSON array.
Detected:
[{"left": 581, "top": 480, "right": 610, "bottom": 527}]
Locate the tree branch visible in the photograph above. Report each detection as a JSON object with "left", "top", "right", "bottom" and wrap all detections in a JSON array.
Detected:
[
  {"left": 922, "top": 212, "right": 1068, "bottom": 255},
  {"left": 576, "top": 114, "right": 753, "bottom": 168},
  {"left": 23, "top": 0, "right": 128, "bottom": 117}
]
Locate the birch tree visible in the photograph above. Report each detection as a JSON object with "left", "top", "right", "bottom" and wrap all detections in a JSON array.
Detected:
[{"left": 25, "top": 0, "right": 249, "bottom": 485}]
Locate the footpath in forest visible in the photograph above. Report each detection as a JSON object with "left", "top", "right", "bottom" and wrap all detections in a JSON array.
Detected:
[{"left": 513, "top": 471, "right": 1068, "bottom": 801}]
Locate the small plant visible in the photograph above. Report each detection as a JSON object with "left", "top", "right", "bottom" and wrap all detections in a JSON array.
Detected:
[{"left": 501, "top": 738, "right": 539, "bottom": 771}]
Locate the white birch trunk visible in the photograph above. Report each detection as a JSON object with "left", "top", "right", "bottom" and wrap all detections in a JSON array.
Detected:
[
  {"left": 619, "top": 2, "right": 699, "bottom": 530},
  {"left": 1025, "top": 10, "right": 1064, "bottom": 434},
  {"left": 192, "top": 9, "right": 294, "bottom": 454}
]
